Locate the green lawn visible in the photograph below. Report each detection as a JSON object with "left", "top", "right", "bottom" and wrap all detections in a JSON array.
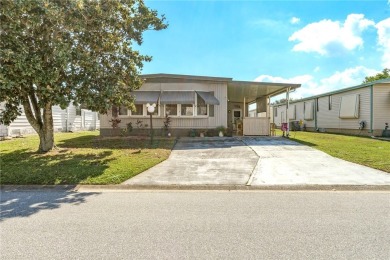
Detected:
[
  {"left": 0, "top": 131, "right": 175, "bottom": 185},
  {"left": 283, "top": 130, "right": 390, "bottom": 173}
]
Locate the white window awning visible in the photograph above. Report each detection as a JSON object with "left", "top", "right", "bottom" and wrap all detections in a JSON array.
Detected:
[
  {"left": 131, "top": 91, "right": 161, "bottom": 104},
  {"left": 160, "top": 91, "right": 195, "bottom": 104},
  {"left": 196, "top": 91, "right": 220, "bottom": 105}
]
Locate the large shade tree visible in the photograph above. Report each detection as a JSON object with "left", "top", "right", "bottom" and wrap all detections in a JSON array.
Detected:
[{"left": 0, "top": 0, "right": 167, "bottom": 152}]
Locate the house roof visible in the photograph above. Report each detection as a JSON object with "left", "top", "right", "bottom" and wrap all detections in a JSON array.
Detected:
[
  {"left": 272, "top": 78, "right": 390, "bottom": 107},
  {"left": 141, "top": 73, "right": 232, "bottom": 82},
  {"left": 141, "top": 73, "right": 301, "bottom": 103}
]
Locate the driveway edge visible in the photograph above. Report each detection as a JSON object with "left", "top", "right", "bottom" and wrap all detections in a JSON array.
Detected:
[{"left": 1, "top": 184, "right": 389, "bottom": 192}]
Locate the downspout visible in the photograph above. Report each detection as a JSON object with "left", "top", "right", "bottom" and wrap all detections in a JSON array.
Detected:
[
  {"left": 286, "top": 87, "right": 290, "bottom": 137},
  {"left": 370, "top": 85, "right": 373, "bottom": 134}
]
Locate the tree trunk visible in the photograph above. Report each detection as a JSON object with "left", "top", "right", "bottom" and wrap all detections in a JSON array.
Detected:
[
  {"left": 23, "top": 97, "right": 55, "bottom": 153},
  {"left": 38, "top": 103, "right": 55, "bottom": 152},
  {"left": 38, "top": 128, "right": 54, "bottom": 152}
]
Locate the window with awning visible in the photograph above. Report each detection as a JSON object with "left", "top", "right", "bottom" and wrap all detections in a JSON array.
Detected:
[
  {"left": 160, "top": 91, "right": 196, "bottom": 104},
  {"left": 131, "top": 91, "right": 161, "bottom": 104},
  {"left": 196, "top": 93, "right": 207, "bottom": 116},
  {"left": 127, "top": 90, "right": 219, "bottom": 118},
  {"left": 196, "top": 91, "right": 220, "bottom": 105}
]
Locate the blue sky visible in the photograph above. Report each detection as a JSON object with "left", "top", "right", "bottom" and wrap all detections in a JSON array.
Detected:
[{"left": 138, "top": 0, "right": 390, "bottom": 99}]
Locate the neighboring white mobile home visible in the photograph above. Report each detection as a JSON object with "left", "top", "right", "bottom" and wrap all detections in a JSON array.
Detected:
[
  {"left": 0, "top": 104, "right": 100, "bottom": 138},
  {"left": 99, "top": 74, "right": 300, "bottom": 137},
  {"left": 272, "top": 79, "right": 390, "bottom": 136}
]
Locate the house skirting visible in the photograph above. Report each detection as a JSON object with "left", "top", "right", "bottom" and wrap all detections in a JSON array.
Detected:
[
  {"left": 298, "top": 127, "right": 381, "bottom": 137},
  {"left": 100, "top": 127, "right": 232, "bottom": 137}
]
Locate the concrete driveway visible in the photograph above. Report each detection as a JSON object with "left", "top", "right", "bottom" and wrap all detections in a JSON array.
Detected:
[{"left": 123, "top": 137, "right": 390, "bottom": 186}]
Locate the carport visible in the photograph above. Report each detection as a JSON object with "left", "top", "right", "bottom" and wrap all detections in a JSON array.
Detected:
[{"left": 227, "top": 81, "right": 301, "bottom": 136}]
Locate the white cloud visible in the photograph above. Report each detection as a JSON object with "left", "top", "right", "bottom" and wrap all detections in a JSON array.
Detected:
[
  {"left": 290, "top": 17, "right": 300, "bottom": 24},
  {"left": 255, "top": 66, "right": 379, "bottom": 100},
  {"left": 375, "top": 18, "right": 390, "bottom": 68},
  {"left": 289, "top": 14, "right": 375, "bottom": 55},
  {"left": 314, "top": 66, "right": 320, "bottom": 73}
]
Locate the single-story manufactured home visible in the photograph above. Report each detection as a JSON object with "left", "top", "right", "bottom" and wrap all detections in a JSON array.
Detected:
[
  {"left": 0, "top": 103, "right": 100, "bottom": 138},
  {"left": 272, "top": 79, "right": 390, "bottom": 136},
  {"left": 99, "top": 73, "right": 300, "bottom": 137}
]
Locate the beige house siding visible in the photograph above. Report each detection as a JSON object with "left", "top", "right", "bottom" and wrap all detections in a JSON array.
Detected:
[
  {"left": 315, "top": 88, "right": 370, "bottom": 130},
  {"left": 317, "top": 95, "right": 335, "bottom": 129},
  {"left": 373, "top": 83, "right": 390, "bottom": 130},
  {"left": 273, "top": 105, "right": 285, "bottom": 126},
  {"left": 295, "top": 102, "right": 305, "bottom": 125},
  {"left": 272, "top": 82, "right": 390, "bottom": 136},
  {"left": 103, "top": 82, "right": 228, "bottom": 132},
  {"left": 304, "top": 101, "right": 315, "bottom": 128},
  {"left": 339, "top": 88, "right": 370, "bottom": 130}
]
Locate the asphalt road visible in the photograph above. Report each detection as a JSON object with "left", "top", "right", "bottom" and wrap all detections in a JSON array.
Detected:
[{"left": 1, "top": 190, "right": 389, "bottom": 259}]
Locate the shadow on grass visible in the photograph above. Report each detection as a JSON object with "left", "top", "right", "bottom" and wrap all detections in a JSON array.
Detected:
[
  {"left": 56, "top": 134, "right": 174, "bottom": 150},
  {"left": 0, "top": 148, "right": 114, "bottom": 185},
  {"left": 0, "top": 189, "right": 99, "bottom": 221},
  {"left": 288, "top": 137, "right": 318, "bottom": 147}
]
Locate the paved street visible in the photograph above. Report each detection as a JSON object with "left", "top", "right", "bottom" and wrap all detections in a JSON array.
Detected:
[{"left": 1, "top": 190, "right": 389, "bottom": 259}]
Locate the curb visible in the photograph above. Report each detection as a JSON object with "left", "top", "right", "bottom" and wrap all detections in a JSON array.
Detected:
[{"left": 1, "top": 184, "right": 390, "bottom": 192}]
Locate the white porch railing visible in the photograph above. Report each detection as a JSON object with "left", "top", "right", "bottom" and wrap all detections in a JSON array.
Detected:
[{"left": 243, "top": 117, "right": 270, "bottom": 136}]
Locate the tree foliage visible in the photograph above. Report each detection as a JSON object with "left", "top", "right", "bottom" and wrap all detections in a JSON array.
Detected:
[
  {"left": 363, "top": 68, "right": 390, "bottom": 83},
  {"left": 271, "top": 98, "right": 295, "bottom": 105},
  {"left": 0, "top": 0, "right": 167, "bottom": 151}
]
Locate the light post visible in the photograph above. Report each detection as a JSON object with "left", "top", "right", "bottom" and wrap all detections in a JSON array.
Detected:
[{"left": 146, "top": 103, "right": 156, "bottom": 145}]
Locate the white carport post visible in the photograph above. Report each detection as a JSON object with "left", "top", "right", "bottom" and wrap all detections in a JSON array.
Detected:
[
  {"left": 286, "top": 87, "right": 290, "bottom": 137},
  {"left": 243, "top": 97, "right": 246, "bottom": 119}
]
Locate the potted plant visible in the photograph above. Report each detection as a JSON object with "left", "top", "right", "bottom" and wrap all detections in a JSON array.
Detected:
[{"left": 216, "top": 126, "right": 226, "bottom": 137}]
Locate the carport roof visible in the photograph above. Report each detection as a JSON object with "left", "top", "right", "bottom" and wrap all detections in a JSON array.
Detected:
[{"left": 228, "top": 81, "right": 301, "bottom": 103}]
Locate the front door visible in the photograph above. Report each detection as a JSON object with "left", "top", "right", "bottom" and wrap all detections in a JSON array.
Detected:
[{"left": 232, "top": 109, "right": 242, "bottom": 130}]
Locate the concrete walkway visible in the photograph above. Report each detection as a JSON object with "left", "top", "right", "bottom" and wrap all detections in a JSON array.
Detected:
[{"left": 123, "top": 137, "right": 390, "bottom": 186}]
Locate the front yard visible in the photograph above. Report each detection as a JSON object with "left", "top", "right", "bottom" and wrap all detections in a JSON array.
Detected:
[
  {"left": 286, "top": 131, "right": 390, "bottom": 173},
  {"left": 0, "top": 131, "right": 175, "bottom": 185}
]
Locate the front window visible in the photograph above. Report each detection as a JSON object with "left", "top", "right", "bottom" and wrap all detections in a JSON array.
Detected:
[
  {"left": 131, "top": 104, "right": 143, "bottom": 116},
  {"left": 181, "top": 104, "right": 193, "bottom": 116},
  {"left": 196, "top": 94, "right": 207, "bottom": 116},
  {"left": 118, "top": 106, "right": 128, "bottom": 116},
  {"left": 165, "top": 104, "right": 177, "bottom": 116}
]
